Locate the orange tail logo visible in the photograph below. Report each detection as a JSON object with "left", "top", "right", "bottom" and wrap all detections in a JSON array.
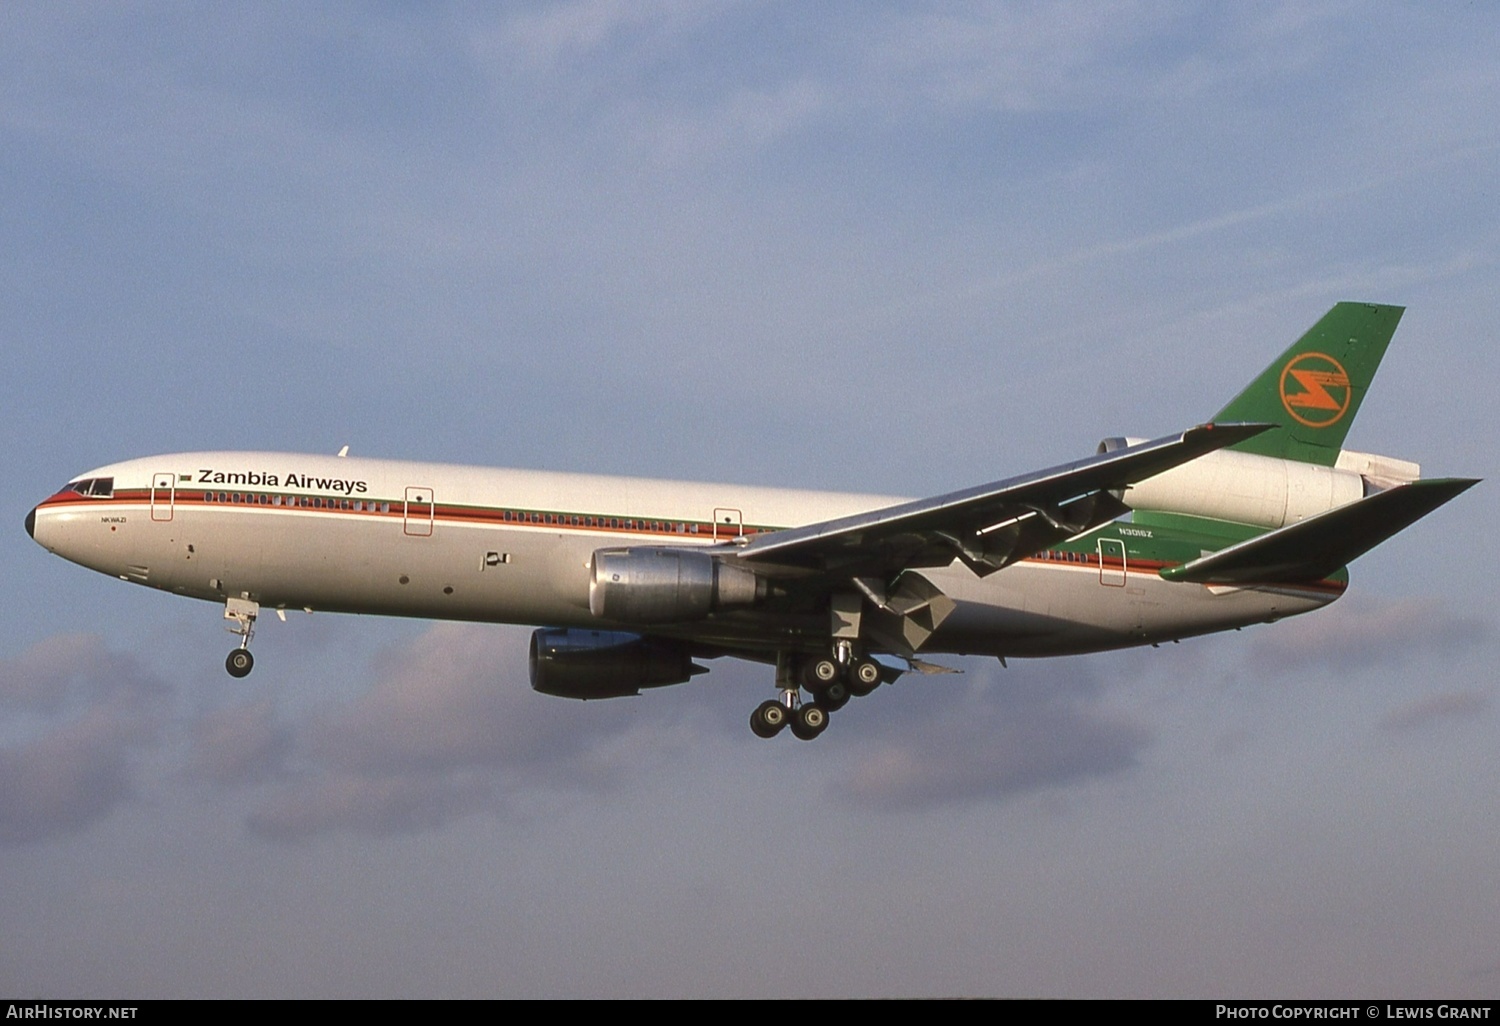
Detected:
[{"left": 1279, "top": 352, "right": 1351, "bottom": 427}]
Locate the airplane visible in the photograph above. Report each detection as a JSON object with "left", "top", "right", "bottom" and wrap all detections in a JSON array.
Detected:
[{"left": 26, "top": 302, "right": 1476, "bottom": 740}]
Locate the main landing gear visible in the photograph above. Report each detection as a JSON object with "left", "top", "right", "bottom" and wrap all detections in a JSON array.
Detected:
[
  {"left": 748, "top": 649, "right": 886, "bottom": 741},
  {"left": 750, "top": 696, "right": 830, "bottom": 741},
  {"left": 223, "top": 595, "right": 259, "bottom": 678}
]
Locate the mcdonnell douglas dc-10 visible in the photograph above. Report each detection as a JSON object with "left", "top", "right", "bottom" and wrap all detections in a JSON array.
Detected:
[{"left": 27, "top": 304, "right": 1476, "bottom": 739}]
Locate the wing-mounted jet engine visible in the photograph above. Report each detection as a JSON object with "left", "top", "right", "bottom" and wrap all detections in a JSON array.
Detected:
[
  {"left": 529, "top": 628, "right": 706, "bottom": 700},
  {"left": 588, "top": 547, "right": 766, "bottom": 623}
]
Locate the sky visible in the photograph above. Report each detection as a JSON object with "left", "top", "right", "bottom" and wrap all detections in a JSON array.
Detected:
[{"left": 2, "top": 1, "right": 1497, "bottom": 999}]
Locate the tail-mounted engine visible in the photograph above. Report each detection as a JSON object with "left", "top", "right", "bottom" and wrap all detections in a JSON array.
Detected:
[
  {"left": 1098, "top": 437, "right": 1420, "bottom": 528},
  {"left": 528, "top": 628, "right": 705, "bottom": 700},
  {"left": 589, "top": 547, "right": 765, "bottom": 624}
]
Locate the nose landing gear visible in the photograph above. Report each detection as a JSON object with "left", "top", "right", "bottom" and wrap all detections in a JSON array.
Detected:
[{"left": 223, "top": 595, "right": 259, "bottom": 678}]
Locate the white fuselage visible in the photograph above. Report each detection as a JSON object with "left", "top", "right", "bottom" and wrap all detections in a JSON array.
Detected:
[{"left": 29, "top": 451, "right": 1337, "bottom": 660}]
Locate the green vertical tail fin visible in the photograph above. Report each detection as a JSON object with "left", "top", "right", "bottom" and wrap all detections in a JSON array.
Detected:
[{"left": 1214, "top": 302, "right": 1404, "bottom": 465}]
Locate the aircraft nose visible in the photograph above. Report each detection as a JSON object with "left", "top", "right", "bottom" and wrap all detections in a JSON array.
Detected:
[{"left": 25, "top": 506, "right": 35, "bottom": 539}]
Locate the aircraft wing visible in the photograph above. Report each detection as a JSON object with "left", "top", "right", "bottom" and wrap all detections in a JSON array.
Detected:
[
  {"left": 1158, "top": 477, "right": 1479, "bottom": 585},
  {"left": 731, "top": 423, "right": 1272, "bottom": 579}
]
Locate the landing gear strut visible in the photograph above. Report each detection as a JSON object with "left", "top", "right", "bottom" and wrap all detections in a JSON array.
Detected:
[{"left": 223, "top": 595, "right": 259, "bottom": 678}]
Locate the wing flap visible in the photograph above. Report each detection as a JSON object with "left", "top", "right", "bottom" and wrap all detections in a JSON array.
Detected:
[
  {"left": 860, "top": 572, "right": 958, "bottom": 655},
  {"left": 1160, "top": 478, "right": 1479, "bottom": 585}
]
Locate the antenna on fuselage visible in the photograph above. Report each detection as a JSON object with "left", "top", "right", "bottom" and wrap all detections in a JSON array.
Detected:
[{"left": 337, "top": 445, "right": 349, "bottom": 457}]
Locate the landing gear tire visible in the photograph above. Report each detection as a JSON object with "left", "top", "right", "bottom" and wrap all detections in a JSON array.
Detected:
[
  {"left": 225, "top": 649, "right": 254, "bottom": 678},
  {"left": 790, "top": 702, "right": 829, "bottom": 741},
  {"left": 800, "top": 656, "right": 841, "bottom": 691},
  {"left": 848, "top": 658, "right": 882, "bottom": 697},
  {"left": 822, "top": 683, "right": 851, "bottom": 712},
  {"left": 750, "top": 700, "right": 790, "bottom": 739}
]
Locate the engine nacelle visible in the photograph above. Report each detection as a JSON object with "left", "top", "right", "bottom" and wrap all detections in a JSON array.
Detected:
[
  {"left": 528, "top": 628, "right": 704, "bottom": 700},
  {"left": 1099, "top": 438, "right": 1388, "bottom": 529},
  {"left": 589, "top": 547, "right": 764, "bottom": 624}
]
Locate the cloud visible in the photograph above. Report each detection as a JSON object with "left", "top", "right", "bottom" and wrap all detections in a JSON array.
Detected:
[
  {"left": 242, "top": 624, "right": 698, "bottom": 841},
  {"left": 0, "top": 704, "right": 151, "bottom": 845},
  {"left": 187, "top": 701, "right": 293, "bottom": 788},
  {"left": 0, "top": 634, "right": 170, "bottom": 844},
  {"left": 0, "top": 633, "right": 100, "bottom": 710},
  {"left": 0, "top": 632, "right": 166, "bottom": 712},
  {"left": 1247, "top": 597, "right": 1488, "bottom": 674},
  {"left": 627, "top": 78, "right": 832, "bottom": 171},
  {"left": 830, "top": 661, "right": 1151, "bottom": 811},
  {"left": 864, "top": 4, "right": 1172, "bottom": 113},
  {"left": 836, "top": 703, "right": 1149, "bottom": 811},
  {"left": 304, "top": 624, "right": 634, "bottom": 776},
  {"left": 246, "top": 770, "right": 493, "bottom": 843},
  {"left": 231, "top": 624, "right": 1163, "bottom": 836},
  {"left": 496, "top": 0, "right": 715, "bottom": 72},
  {"left": 1378, "top": 690, "right": 1491, "bottom": 735}
]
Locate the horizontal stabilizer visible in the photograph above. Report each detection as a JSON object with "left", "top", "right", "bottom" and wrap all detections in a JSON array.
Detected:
[{"left": 1159, "top": 478, "right": 1479, "bottom": 585}]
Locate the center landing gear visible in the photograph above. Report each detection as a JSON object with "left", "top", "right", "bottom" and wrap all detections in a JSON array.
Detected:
[
  {"left": 748, "top": 650, "right": 886, "bottom": 740},
  {"left": 223, "top": 595, "right": 259, "bottom": 678}
]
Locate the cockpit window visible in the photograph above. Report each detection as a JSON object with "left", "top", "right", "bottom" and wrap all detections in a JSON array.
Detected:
[{"left": 61, "top": 477, "right": 114, "bottom": 498}]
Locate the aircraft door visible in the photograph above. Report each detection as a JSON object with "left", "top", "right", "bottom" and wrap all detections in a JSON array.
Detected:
[
  {"left": 404, "top": 486, "right": 434, "bottom": 537},
  {"left": 151, "top": 472, "right": 175, "bottom": 522},
  {"left": 712, "top": 507, "right": 742, "bottom": 541},
  {"left": 1097, "top": 537, "right": 1126, "bottom": 587}
]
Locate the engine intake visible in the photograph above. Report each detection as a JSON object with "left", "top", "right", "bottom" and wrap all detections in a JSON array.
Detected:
[
  {"left": 589, "top": 547, "right": 764, "bottom": 623},
  {"left": 528, "top": 628, "right": 704, "bottom": 700}
]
